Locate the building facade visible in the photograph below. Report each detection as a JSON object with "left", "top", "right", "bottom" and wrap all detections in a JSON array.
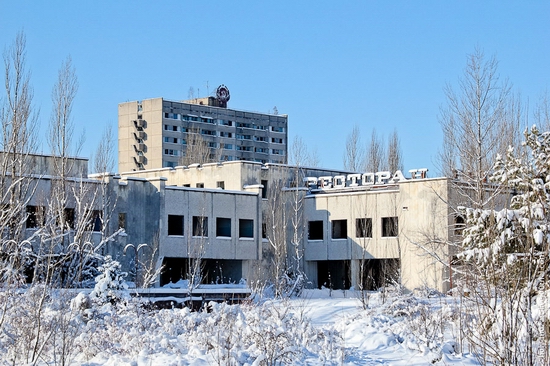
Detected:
[
  {"left": 118, "top": 94, "right": 288, "bottom": 172},
  {"left": 113, "top": 161, "right": 456, "bottom": 292},
  {"left": 11, "top": 152, "right": 458, "bottom": 292}
]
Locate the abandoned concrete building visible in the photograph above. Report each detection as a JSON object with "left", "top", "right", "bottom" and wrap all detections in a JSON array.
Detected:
[
  {"left": 8, "top": 92, "right": 461, "bottom": 293},
  {"left": 110, "top": 162, "right": 456, "bottom": 292},
  {"left": 118, "top": 86, "right": 289, "bottom": 172},
  {"left": 12, "top": 153, "right": 456, "bottom": 293}
]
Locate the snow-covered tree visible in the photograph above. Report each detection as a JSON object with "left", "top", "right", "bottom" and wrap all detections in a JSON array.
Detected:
[
  {"left": 459, "top": 125, "right": 550, "bottom": 365},
  {"left": 90, "top": 255, "right": 128, "bottom": 304}
]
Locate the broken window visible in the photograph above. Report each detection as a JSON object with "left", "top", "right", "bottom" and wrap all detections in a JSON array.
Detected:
[
  {"left": 239, "top": 219, "right": 254, "bottom": 238},
  {"left": 196, "top": 183, "right": 204, "bottom": 188},
  {"left": 356, "top": 218, "right": 372, "bottom": 238},
  {"left": 26, "top": 206, "right": 44, "bottom": 229},
  {"left": 382, "top": 217, "right": 398, "bottom": 237},
  {"left": 454, "top": 215, "right": 465, "bottom": 236},
  {"left": 262, "top": 222, "right": 267, "bottom": 239},
  {"left": 118, "top": 212, "right": 127, "bottom": 230},
  {"left": 308, "top": 220, "right": 324, "bottom": 240},
  {"left": 216, "top": 217, "right": 231, "bottom": 237},
  {"left": 64, "top": 208, "right": 75, "bottom": 229},
  {"left": 193, "top": 216, "right": 208, "bottom": 237},
  {"left": 332, "top": 220, "right": 347, "bottom": 239},
  {"left": 168, "top": 214, "right": 184, "bottom": 236},
  {"left": 261, "top": 180, "right": 268, "bottom": 199},
  {"left": 91, "top": 210, "right": 102, "bottom": 232},
  {"left": 217, "top": 181, "right": 225, "bottom": 189}
]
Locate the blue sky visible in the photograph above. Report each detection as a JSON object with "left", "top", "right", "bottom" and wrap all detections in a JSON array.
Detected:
[{"left": 0, "top": 1, "right": 549, "bottom": 174}]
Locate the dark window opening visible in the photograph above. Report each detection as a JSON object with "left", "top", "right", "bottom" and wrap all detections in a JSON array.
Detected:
[
  {"left": 262, "top": 222, "right": 267, "bottom": 239},
  {"left": 308, "top": 221, "right": 324, "bottom": 240},
  {"left": 216, "top": 217, "right": 231, "bottom": 237},
  {"left": 382, "top": 217, "right": 398, "bottom": 237},
  {"left": 193, "top": 216, "right": 208, "bottom": 237},
  {"left": 196, "top": 183, "right": 204, "bottom": 188},
  {"left": 359, "top": 259, "right": 400, "bottom": 290},
  {"left": 26, "top": 206, "right": 44, "bottom": 229},
  {"left": 202, "top": 259, "right": 243, "bottom": 285},
  {"left": 91, "top": 210, "right": 102, "bottom": 232},
  {"left": 168, "top": 214, "right": 184, "bottom": 236},
  {"left": 118, "top": 212, "right": 127, "bottom": 230},
  {"left": 356, "top": 218, "right": 372, "bottom": 238},
  {"left": 63, "top": 208, "right": 75, "bottom": 229},
  {"left": 317, "top": 260, "right": 350, "bottom": 290},
  {"left": 451, "top": 255, "right": 464, "bottom": 266},
  {"left": 455, "top": 215, "right": 465, "bottom": 236},
  {"left": 217, "top": 181, "right": 225, "bottom": 189},
  {"left": 239, "top": 219, "right": 254, "bottom": 238},
  {"left": 332, "top": 219, "right": 347, "bottom": 239},
  {"left": 261, "top": 180, "right": 268, "bottom": 199}
]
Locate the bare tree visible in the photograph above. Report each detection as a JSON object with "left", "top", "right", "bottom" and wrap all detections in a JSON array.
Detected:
[
  {"left": 289, "top": 136, "right": 319, "bottom": 168},
  {"left": 288, "top": 137, "right": 309, "bottom": 295},
  {"left": 343, "top": 124, "right": 364, "bottom": 172},
  {"left": 47, "top": 56, "right": 79, "bottom": 237},
  {"left": 438, "top": 48, "right": 515, "bottom": 208},
  {"left": 264, "top": 174, "right": 288, "bottom": 298},
  {"left": 307, "top": 147, "right": 320, "bottom": 168},
  {"left": 534, "top": 91, "right": 550, "bottom": 131},
  {"left": 0, "top": 31, "right": 39, "bottom": 244},
  {"left": 93, "top": 124, "right": 115, "bottom": 174},
  {"left": 180, "top": 128, "right": 212, "bottom": 166},
  {"left": 365, "top": 128, "right": 385, "bottom": 172},
  {"left": 387, "top": 129, "right": 403, "bottom": 173},
  {"left": 93, "top": 125, "right": 117, "bottom": 241}
]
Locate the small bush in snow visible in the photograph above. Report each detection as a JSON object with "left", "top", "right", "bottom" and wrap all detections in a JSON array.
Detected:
[{"left": 90, "top": 255, "right": 129, "bottom": 304}]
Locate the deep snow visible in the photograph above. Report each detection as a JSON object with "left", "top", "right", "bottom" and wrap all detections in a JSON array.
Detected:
[{"left": 60, "top": 289, "right": 480, "bottom": 365}]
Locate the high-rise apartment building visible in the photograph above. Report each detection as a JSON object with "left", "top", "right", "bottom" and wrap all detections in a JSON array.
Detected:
[{"left": 118, "top": 86, "right": 288, "bottom": 172}]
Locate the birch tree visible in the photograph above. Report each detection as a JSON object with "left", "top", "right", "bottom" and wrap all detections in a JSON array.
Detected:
[
  {"left": 180, "top": 128, "right": 212, "bottom": 166},
  {"left": 387, "top": 129, "right": 403, "bottom": 173},
  {"left": 0, "top": 32, "right": 38, "bottom": 241},
  {"left": 343, "top": 124, "right": 364, "bottom": 172},
  {"left": 0, "top": 32, "right": 39, "bottom": 286},
  {"left": 438, "top": 48, "right": 517, "bottom": 208},
  {"left": 264, "top": 175, "right": 288, "bottom": 298},
  {"left": 365, "top": 128, "right": 385, "bottom": 172}
]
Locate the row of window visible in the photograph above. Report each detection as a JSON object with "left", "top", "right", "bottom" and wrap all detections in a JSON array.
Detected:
[
  {"left": 163, "top": 125, "right": 285, "bottom": 142},
  {"left": 307, "top": 217, "right": 398, "bottom": 240},
  {"left": 163, "top": 143, "right": 281, "bottom": 155},
  {"left": 167, "top": 215, "right": 254, "bottom": 238},
  {"left": 164, "top": 113, "right": 286, "bottom": 132},
  {"left": 25, "top": 206, "right": 126, "bottom": 232}
]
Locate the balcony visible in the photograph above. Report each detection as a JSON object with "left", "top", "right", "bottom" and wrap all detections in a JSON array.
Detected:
[
  {"left": 134, "top": 119, "right": 146, "bottom": 128},
  {"left": 134, "top": 131, "right": 146, "bottom": 140},
  {"left": 135, "top": 143, "right": 146, "bottom": 152}
]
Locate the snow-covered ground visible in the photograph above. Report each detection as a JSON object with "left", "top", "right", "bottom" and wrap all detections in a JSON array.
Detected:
[
  {"left": 23, "top": 288, "right": 478, "bottom": 365},
  {"left": 298, "top": 289, "right": 478, "bottom": 365}
]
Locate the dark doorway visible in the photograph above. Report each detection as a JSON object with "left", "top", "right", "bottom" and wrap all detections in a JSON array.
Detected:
[
  {"left": 160, "top": 257, "right": 190, "bottom": 286},
  {"left": 160, "top": 258, "right": 243, "bottom": 286},
  {"left": 202, "top": 259, "right": 242, "bottom": 284},
  {"left": 359, "top": 258, "right": 400, "bottom": 290},
  {"left": 317, "top": 260, "right": 350, "bottom": 290}
]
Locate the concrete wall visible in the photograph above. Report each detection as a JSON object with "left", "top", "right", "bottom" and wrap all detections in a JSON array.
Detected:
[
  {"left": 119, "top": 98, "right": 290, "bottom": 172},
  {"left": 302, "top": 178, "right": 452, "bottom": 292},
  {"left": 161, "top": 187, "right": 261, "bottom": 261},
  {"left": 9, "top": 153, "right": 455, "bottom": 291}
]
